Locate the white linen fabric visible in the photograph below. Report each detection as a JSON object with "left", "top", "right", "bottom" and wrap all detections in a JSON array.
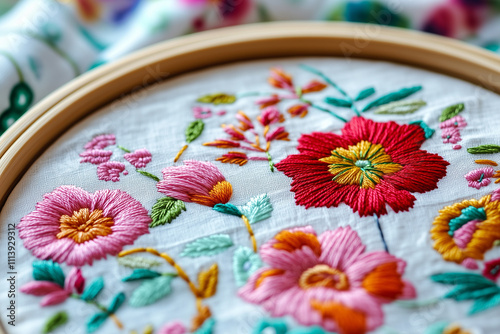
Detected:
[{"left": 1, "top": 57, "right": 499, "bottom": 334}]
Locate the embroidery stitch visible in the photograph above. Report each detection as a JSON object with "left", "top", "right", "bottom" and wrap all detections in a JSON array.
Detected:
[
  {"left": 475, "top": 159, "right": 498, "bottom": 166},
  {"left": 181, "top": 234, "right": 234, "bottom": 257},
  {"left": 17, "top": 186, "right": 151, "bottom": 266},
  {"left": 468, "top": 144, "right": 500, "bottom": 154},
  {"left": 239, "top": 225, "right": 415, "bottom": 334},
  {"left": 438, "top": 104, "right": 467, "bottom": 150},
  {"left": 464, "top": 167, "right": 495, "bottom": 189},
  {"left": 43, "top": 311, "right": 68, "bottom": 334},
  {"left": 174, "top": 120, "right": 205, "bottom": 162}
]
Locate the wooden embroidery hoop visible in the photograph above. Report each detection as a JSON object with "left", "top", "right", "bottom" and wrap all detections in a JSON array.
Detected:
[{"left": 1, "top": 21, "right": 500, "bottom": 211}]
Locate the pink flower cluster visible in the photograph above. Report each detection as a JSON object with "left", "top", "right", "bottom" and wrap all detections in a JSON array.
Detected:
[
  {"left": 440, "top": 115, "right": 467, "bottom": 150},
  {"left": 80, "top": 134, "right": 152, "bottom": 182},
  {"left": 464, "top": 167, "right": 495, "bottom": 189}
]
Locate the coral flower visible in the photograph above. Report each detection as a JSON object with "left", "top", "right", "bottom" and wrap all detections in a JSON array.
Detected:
[
  {"left": 431, "top": 194, "right": 500, "bottom": 269},
  {"left": 239, "top": 226, "right": 415, "bottom": 334},
  {"left": 157, "top": 160, "right": 232, "bottom": 207},
  {"left": 275, "top": 117, "right": 449, "bottom": 217},
  {"left": 21, "top": 267, "right": 84, "bottom": 306},
  {"left": 18, "top": 186, "right": 151, "bottom": 266}
]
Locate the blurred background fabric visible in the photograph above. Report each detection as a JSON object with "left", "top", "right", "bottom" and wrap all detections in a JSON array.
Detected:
[{"left": 0, "top": 0, "right": 499, "bottom": 135}]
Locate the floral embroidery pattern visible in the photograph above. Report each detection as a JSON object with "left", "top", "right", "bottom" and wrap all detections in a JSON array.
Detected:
[
  {"left": 430, "top": 194, "right": 500, "bottom": 269},
  {"left": 18, "top": 186, "right": 151, "bottom": 266},
  {"left": 275, "top": 116, "right": 449, "bottom": 217},
  {"left": 20, "top": 260, "right": 125, "bottom": 333},
  {"left": 239, "top": 226, "right": 415, "bottom": 334},
  {"left": 464, "top": 167, "right": 495, "bottom": 189},
  {"left": 439, "top": 103, "right": 466, "bottom": 150}
]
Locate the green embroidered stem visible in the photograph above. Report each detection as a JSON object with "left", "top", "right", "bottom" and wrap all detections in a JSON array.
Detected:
[
  {"left": 0, "top": 50, "right": 24, "bottom": 81},
  {"left": 301, "top": 98, "right": 348, "bottom": 123},
  {"left": 467, "top": 145, "right": 500, "bottom": 154},
  {"left": 71, "top": 295, "right": 123, "bottom": 329},
  {"left": 136, "top": 170, "right": 160, "bottom": 182},
  {"left": 299, "top": 64, "right": 360, "bottom": 116},
  {"left": 266, "top": 151, "right": 275, "bottom": 172},
  {"left": 117, "top": 145, "right": 131, "bottom": 153}
]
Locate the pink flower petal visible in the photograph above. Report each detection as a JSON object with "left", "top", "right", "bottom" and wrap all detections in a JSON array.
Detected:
[
  {"left": 124, "top": 149, "right": 152, "bottom": 169},
  {"left": 79, "top": 150, "right": 113, "bottom": 164},
  {"left": 40, "top": 290, "right": 71, "bottom": 306},
  {"left": 464, "top": 167, "right": 495, "bottom": 189},
  {"left": 84, "top": 134, "right": 116, "bottom": 150},
  {"left": 159, "top": 321, "right": 187, "bottom": 334},
  {"left": 65, "top": 268, "right": 85, "bottom": 294},
  {"left": 20, "top": 281, "right": 63, "bottom": 296},
  {"left": 492, "top": 189, "right": 500, "bottom": 202},
  {"left": 97, "top": 161, "right": 126, "bottom": 182},
  {"left": 318, "top": 226, "right": 366, "bottom": 271}
]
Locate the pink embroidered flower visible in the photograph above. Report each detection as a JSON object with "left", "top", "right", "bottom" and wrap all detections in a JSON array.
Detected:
[
  {"left": 464, "top": 167, "right": 494, "bottom": 189},
  {"left": 255, "top": 95, "right": 281, "bottom": 109},
  {"left": 18, "top": 186, "right": 151, "bottom": 266},
  {"left": 193, "top": 106, "right": 212, "bottom": 119},
  {"left": 288, "top": 104, "right": 309, "bottom": 118},
  {"left": 124, "top": 149, "right": 152, "bottom": 169},
  {"left": 257, "top": 106, "right": 284, "bottom": 126},
  {"left": 492, "top": 189, "right": 500, "bottom": 202},
  {"left": 159, "top": 321, "right": 187, "bottom": 334},
  {"left": 236, "top": 111, "right": 254, "bottom": 131},
  {"left": 79, "top": 149, "right": 113, "bottom": 164},
  {"left": 269, "top": 68, "right": 295, "bottom": 92},
  {"left": 97, "top": 161, "right": 127, "bottom": 182},
  {"left": 223, "top": 124, "right": 248, "bottom": 142},
  {"left": 265, "top": 126, "right": 289, "bottom": 142},
  {"left": 21, "top": 267, "right": 84, "bottom": 306},
  {"left": 441, "top": 127, "right": 461, "bottom": 144},
  {"left": 440, "top": 115, "right": 467, "bottom": 129},
  {"left": 84, "top": 134, "right": 116, "bottom": 150},
  {"left": 483, "top": 258, "right": 500, "bottom": 282},
  {"left": 301, "top": 80, "right": 328, "bottom": 94},
  {"left": 157, "top": 160, "right": 232, "bottom": 207},
  {"left": 239, "top": 226, "right": 415, "bottom": 333}
]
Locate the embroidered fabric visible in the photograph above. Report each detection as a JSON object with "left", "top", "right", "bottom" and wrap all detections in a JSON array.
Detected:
[{"left": 1, "top": 58, "right": 499, "bottom": 333}]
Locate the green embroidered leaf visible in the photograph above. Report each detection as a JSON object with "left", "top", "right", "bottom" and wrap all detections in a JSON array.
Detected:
[
  {"left": 213, "top": 203, "right": 242, "bottom": 217},
  {"left": 374, "top": 100, "right": 426, "bottom": 114},
  {"left": 196, "top": 93, "right": 236, "bottom": 105},
  {"left": 362, "top": 86, "right": 422, "bottom": 112},
  {"left": 467, "top": 145, "right": 500, "bottom": 154},
  {"left": 181, "top": 234, "right": 234, "bottom": 258},
  {"left": 107, "top": 292, "right": 126, "bottom": 313},
  {"left": 86, "top": 312, "right": 108, "bottom": 333},
  {"left": 129, "top": 275, "right": 174, "bottom": 307},
  {"left": 238, "top": 194, "right": 273, "bottom": 224},
  {"left": 33, "top": 260, "right": 65, "bottom": 287},
  {"left": 117, "top": 256, "right": 162, "bottom": 269},
  {"left": 409, "top": 120, "right": 435, "bottom": 139},
  {"left": 80, "top": 277, "right": 104, "bottom": 301},
  {"left": 439, "top": 103, "right": 465, "bottom": 122},
  {"left": 324, "top": 96, "right": 352, "bottom": 108},
  {"left": 122, "top": 269, "right": 161, "bottom": 282},
  {"left": 136, "top": 170, "right": 160, "bottom": 182},
  {"left": 186, "top": 120, "right": 205, "bottom": 143},
  {"left": 193, "top": 318, "right": 216, "bottom": 334},
  {"left": 469, "top": 293, "right": 500, "bottom": 315},
  {"left": 150, "top": 197, "right": 186, "bottom": 227},
  {"left": 354, "top": 87, "right": 375, "bottom": 101},
  {"left": 43, "top": 311, "right": 68, "bottom": 334},
  {"left": 233, "top": 247, "right": 263, "bottom": 287}
]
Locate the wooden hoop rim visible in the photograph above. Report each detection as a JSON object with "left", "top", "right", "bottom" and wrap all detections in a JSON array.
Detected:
[{"left": 1, "top": 21, "right": 500, "bottom": 208}]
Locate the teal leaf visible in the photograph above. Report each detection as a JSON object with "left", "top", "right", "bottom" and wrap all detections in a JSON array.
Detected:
[
  {"left": 375, "top": 100, "right": 426, "bottom": 114},
  {"left": 186, "top": 120, "right": 205, "bottom": 143},
  {"left": 469, "top": 293, "right": 500, "bottom": 315},
  {"left": 213, "top": 203, "right": 242, "bottom": 217},
  {"left": 448, "top": 206, "right": 486, "bottom": 236},
  {"left": 445, "top": 285, "right": 499, "bottom": 301},
  {"left": 324, "top": 97, "right": 352, "bottom": 108},
  {"left": 238, "top": 194, "right": 273, "bottom": 224},
  {"left": 431, "top": 272, "right": 495, "bottom": 287},
  {"left": 253, "top": 318, "right": 288, "bottom": 334},
  {"left": 86, "top": 312, "right": 108, "bottom": 333},
  {"left": 150, "top": 197, "right": 186, "bottom": 227},
  {"left": 32, "top": 260, "right": 65, "bottom": 287},
  {"left": 117, "top": 256, "right": 161, "bottom": 269},
  {"left": 129, "top": 275, "right": 173, "bottom": 307},
  {"left": 362, "top": 86, "right": 422, "bottom": 112},
  {"left": 233, "top": 247, "right": 263, "bottom": 287},
  {"left": 194, "top": 318, "right": 216, "bottom": 334},
  {"left": 439, "top": 103, "right": 465, "bottom": 122},
  {"left": 43, "top": 311, "right": 68, "bottom": 334},
  {"left": 181, "top": 234, "right": 234, "bottom": 258},
  {"left": 467, "top": 144, "right": 500, "bottom": 154},
  {"left": 409, "top": 120, "right": 435, "bottom": 139},
  {"left": 354, "top": 87, "right": 375, "bottom": 101},
  {"left": 122, "top": 269, "right": 161, "bottom": 282},
  {"left": 80, "top": 277, "right": 104, "bottom": 301},
  {"left": 107, "top": 292, "right": 126, "bottom": 313}
]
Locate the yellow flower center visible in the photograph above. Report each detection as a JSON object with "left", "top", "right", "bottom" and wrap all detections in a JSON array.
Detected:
[
  {"left": 57, "top": 208, "right": 114, "bottom": 243},
  {"left": 299, "top": 264, "right": 349, "bottom": 290},
  {"left": 319, "top": 140, "right": 402, "bottom": 189}
]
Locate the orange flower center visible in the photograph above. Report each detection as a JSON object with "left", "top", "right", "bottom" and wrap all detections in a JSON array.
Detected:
[
  {"left": 299, "top": 264, "right": 349, "bottom": 290},
  {"left": 319, "top": 140, "right": 402, "bottom": 189},
  {"left": 190, "top": 181, "right": 233, "bottom": 207},
  {"left": 57, "top": 208, "right": 114, "bottom": 244}
]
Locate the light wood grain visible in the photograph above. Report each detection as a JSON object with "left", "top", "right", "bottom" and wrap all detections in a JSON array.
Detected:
[{"left": 1, "top": 21, "right": 500, "bottom": 210}]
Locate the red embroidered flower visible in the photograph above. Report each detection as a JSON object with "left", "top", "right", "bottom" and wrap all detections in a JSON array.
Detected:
[{"left": 275, "top": 117, "right": 449, "bottom": 217}]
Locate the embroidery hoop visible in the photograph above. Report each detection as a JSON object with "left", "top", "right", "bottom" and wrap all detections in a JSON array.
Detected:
[{"left": 1, "top": 21, "right": 500, "bottom": 207}]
